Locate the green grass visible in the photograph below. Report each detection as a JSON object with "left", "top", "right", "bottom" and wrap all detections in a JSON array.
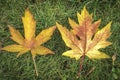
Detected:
[{"left": 0, "top": 0, "right": 120, "bottom": 80}]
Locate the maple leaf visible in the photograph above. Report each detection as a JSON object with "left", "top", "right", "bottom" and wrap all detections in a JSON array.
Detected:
[
  {"left": 56, "top": 6, "right": 112, "bottom": 77},
  {"left": 1, "top": 9, "right": 56, "bottom": 76}
]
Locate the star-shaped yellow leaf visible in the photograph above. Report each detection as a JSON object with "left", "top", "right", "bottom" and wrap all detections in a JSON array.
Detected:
[
  {"left": 1, "top": 9, "right": 56, "bottom": 58},
  {"left": 56, "top": 6, "right": 112, "bottom": 60},
  {"left": 1, "top": 9, "right": 56, "bottom": 76}
]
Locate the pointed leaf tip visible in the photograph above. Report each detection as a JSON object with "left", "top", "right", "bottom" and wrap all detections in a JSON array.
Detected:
[
  {"left": 68, "top": 18, "right": 78, "bottom": 29},
  {"left": 83, "top": 6, "right": 87, "bottom": 10},
  {"left": 56, "top": 22, "right": 60, "bottom": 26},
  {"left": 109, "top": 21, "right": 112, "bottom": 26},
  {"left": 82, "top": 5, "right": 89, "bottom": 15}
]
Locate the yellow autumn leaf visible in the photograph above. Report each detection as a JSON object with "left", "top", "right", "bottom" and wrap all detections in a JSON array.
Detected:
[
  {"left": 56, "top": 6, "right": 112, "bottom": 60},
  {"left": 1, "top": 9, "right": 56, "bottom": 76},
  {"left": 1, "top": 9, "right": 56, "bottom": 57},
  {"left": 57, "top": 6, "right": 112, "bottom": 77}
]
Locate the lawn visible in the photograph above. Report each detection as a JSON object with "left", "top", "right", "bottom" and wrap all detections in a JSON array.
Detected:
[{"left": 0, "top": 0, "right": 120, "bottom": 80}]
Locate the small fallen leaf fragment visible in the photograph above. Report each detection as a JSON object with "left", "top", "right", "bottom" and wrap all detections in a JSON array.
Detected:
[
  {"left": 86, "top": 66, "right": 96, "bottom": 77},
  {"left": 112, "top": 53, "right": 116, "bottom": 65}
]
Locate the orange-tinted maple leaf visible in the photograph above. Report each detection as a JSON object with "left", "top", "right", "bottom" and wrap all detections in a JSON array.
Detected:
[
  {"left": 1, "top": 9, "right": 56, "bottom": 76},
  {"left": 56, "top": 6, "right": 112, "bottom": 60}
]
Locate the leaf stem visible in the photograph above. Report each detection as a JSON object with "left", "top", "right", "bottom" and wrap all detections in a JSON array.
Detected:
[
  {"left": 77, "top": 54, "right": 85, "bottom": 77},
  {"left": 32, "top": 56, "right": 38, "bottom": 76}
]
